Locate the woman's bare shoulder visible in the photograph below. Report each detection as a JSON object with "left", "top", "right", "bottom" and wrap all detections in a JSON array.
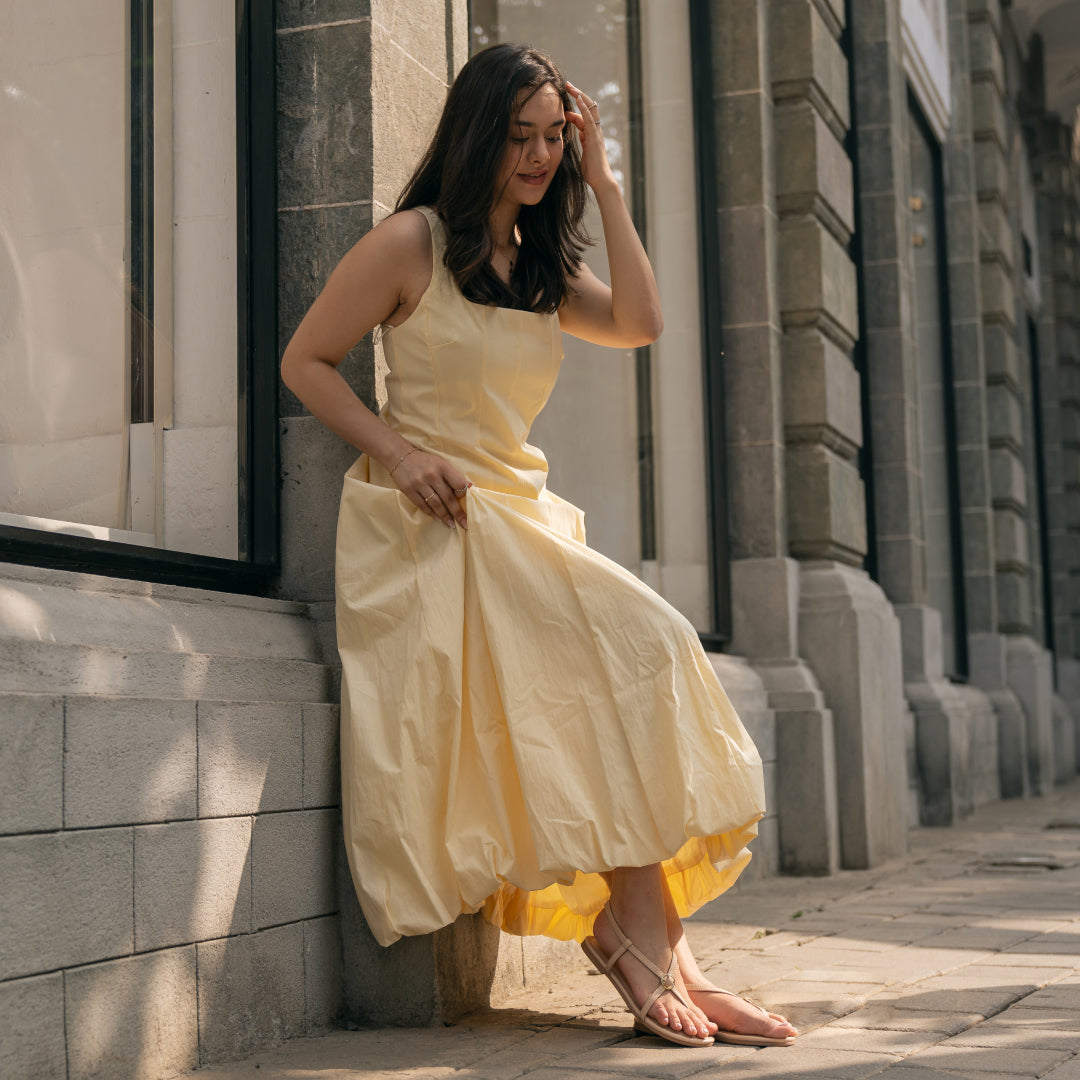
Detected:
[
  {"left": 365, "top": 207, "right": 433, "bottom": 262},
  {"left": 365, "top": 209, "right": 436, "bottom": 327},
  {"left": 331, "top": 207, "right": 433, "bottom": 301}
]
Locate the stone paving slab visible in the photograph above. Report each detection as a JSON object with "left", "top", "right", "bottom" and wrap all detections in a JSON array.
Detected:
[
  {"left": 947, "top": 1013, "right": 1080, "bottom": 1051},
  {"left": 180, "top": 782, "right": 1080, "bottom": 1079},
  {"left": 1044, "top": 1058, "right": 1080, "bottom": 1080},
  {"left": 898, "top": 1044, "right": 1073, "bottom": 1074}
]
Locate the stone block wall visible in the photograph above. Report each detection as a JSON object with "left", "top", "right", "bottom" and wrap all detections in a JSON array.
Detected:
[
  {"left": 1035, "top": 76, "right": 1080, "bottom": 720},
  {"left": 944, "top": 0, "right": 997, "bottom": 647},
  {"left": 772, "top": 0, "right": 863, "bottom": 565},
  {"left": 969, "top": 1, "right": 1033, "bottom": 636},
  {"left": 0, "top": 566, "right": 342, "bottom": 1080}
]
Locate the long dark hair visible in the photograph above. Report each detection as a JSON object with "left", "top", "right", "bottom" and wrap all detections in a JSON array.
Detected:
[{"left": 396, "top": 44, "right": 590, "bottom": 313}]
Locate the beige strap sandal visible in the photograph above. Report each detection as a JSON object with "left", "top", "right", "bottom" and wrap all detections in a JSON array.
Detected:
[
  {"left": 581, "top": 909, "right": 714, "bottom": 1048},
  {"left": 683, "top": 982, "right": 797, "bottom": 1046}
]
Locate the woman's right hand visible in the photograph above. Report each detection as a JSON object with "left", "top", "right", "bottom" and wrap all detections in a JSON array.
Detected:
[{"left": 389, "top": 447, "right": 471, "bottom": 530}]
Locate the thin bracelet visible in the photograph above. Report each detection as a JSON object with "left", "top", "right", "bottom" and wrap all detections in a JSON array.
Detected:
[{"left": 388, "top": 446, "right": 419, "bottom": 476}]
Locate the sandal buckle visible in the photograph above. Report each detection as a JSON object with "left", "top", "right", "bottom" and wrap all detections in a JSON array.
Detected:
[{"left": 660, "top": 972, "right": 676, "bottom": 991}]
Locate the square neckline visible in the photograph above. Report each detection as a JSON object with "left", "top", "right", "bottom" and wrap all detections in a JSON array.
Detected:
[{"left": 381, "top": 208, "right": 557, "bottom": 337}]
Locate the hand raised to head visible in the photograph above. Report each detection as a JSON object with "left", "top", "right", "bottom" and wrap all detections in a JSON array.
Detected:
[{"left": 564, "top": 81, "right": 618, "bottom": 193}]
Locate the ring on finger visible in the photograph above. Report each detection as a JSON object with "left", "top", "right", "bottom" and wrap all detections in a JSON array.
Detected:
[
  {"left": 453, "top": 487, "right": 468, "bottom": 495},
  {"left": 423, "top": 491, "right": 438, "bottom": 503}
]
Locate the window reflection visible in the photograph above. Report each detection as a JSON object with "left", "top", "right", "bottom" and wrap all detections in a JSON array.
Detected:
[
  {"left": 0, "top": 2, "right": 135, "bottom": 537},
  {"left": 0, "top": 1, "right": 239, "bottom": 558}
]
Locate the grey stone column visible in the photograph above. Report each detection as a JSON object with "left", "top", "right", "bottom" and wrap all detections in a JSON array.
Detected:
[
  {"left": 969, "top": 2, "right": 1029, "bottom": 634},
  {"left": 968, "top": 0, "right": 1056, "bottom": 796},
  {"left": 764, "top": 0, "right": 908, "bottom": 868},
  {"left": 765, "top": 0, "right": 859, "bottom": 871},
  {"left": 704, "top": 0, "right": 842, "bottom": 874},
  {"left": 934, "top": 0, "right": 1014, "bottom": 814},
  {"left": 731, "top": 558, "right": 840, "bottom": 875},
  {"left": 843, "top": 0, "right": 947, "bottom": 848},
  {"left": 1036, "top": 111, "right": 1080, "bottom": 748},
  {"left": 711, "top": 0, "right": 785, "bottom": 566}
]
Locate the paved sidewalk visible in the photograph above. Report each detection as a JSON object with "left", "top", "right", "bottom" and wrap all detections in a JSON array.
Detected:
[{"left": 187, "top": 782, "right": 1080, "bottom": 1080}]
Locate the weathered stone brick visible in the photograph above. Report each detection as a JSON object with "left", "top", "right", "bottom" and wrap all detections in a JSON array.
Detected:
[
  {"left": 302, "top": 703, "right": 341, "bottom": 808},
  {"left": 990, "top": 448, "right": 1028, "bottom": 511},
  {"left": 65, "top": 947, "right": 198, "bottom": 1080},
  {"left": 370, "top": 16, "right": 448, "bottom": 211},
  {"left": 723, "top": 323, "right": 782, "bottom": 448},
  {"left": 778, "top": 217, "right": 858, "bottom": 341},
  {"left": 978, "top": 200, "right": 1013, "bottom": 262},
  {"left": 0, "top": 829, "right": 132, "bottom": 980},
  {"left": 710, "top": 0, "right": 766, "bottom": 94},
  {"left": 276, "top": 0, "right": 369, "bottom": 31},
  {"left": 64, "top": 695, "right": 196, "bottom": 827},
  {"left": 135, "top": 817, "right": 252, "bottom": 950},
  {"left": 775, "top": 102, "right": 855, "bottom": 236},
  {"left": 986, "top": 384, "right": 1024, "bottom": 448},
  {"left": 252, "top": 809, "right": 338, "bottom": 929},
  {"left": 984, "top": 325, "right": 1019, "bottom": 386},
  {"left": 304, "top": 915, "right": 344, "bottom": 1031},
  {"left": 786, "top": 444, "right": 868, "bottom": 559},
  {"left": 0, "top": 693, "right": 62, "bottom": 834},
  {"left": 276, "top": 20, "right": 373, "bottom": 210},
  {"left": 967, "top": 0, "right": 1002, "bottom": 36},
  {"left": 716, "top": 204, "right": 778, "bottom": 327},
  {"left": 277, "top": 416, "right": 368, "bottom": 597},
  {"left": 871, "top": 461, "right": 921, "bottom": 539},
  {"left": 967, "top": 16, "right": 1004, "bottom": 89},
  {"left": 714, "top": 90, "right": 771, "bottom": 208},
  {"left": 772, "top": 0, "right": 850, "bottom": 131},
  {"left": 197, "top": 924, "right": 306, "bottom": 1063},
  {"left": 974, "top": 138, "right": 1009, "bottom": 195},
  {"left": 198, "top": 700, "right": 303, "bottom": 816},
  {"left": 971, "top": 79, "right": 1007, "bottom": 150},
  {"left": 783, "top": 331, "right": 863, "bottom": 453},
  {"left": 979, "top": 261, "right": 1016, "bottom": 328},
  {"left": 997, "top": 570, "right": 1032, "bottom": 635},
  {"left": 993, "top": 508, "right": 1030, "bottom": 568},
  {"left": 0, "top": 972, "right": 65, "bottom": 1080}
]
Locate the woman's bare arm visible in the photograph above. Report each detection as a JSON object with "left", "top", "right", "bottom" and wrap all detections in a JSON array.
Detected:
[
  {"left": 280, "top": 210, "right": 471, "bottom": 528},
  {"left": 557, "top": 84, "right": 663, "bottom": 348}
]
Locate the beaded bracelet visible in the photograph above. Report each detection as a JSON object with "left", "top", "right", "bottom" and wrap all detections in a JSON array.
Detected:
[{"left": 388, "top": 446, "right": 420, "bottom": 476}]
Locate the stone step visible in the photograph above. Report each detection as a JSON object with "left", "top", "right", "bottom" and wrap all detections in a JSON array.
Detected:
[
  {"left": 0, "top": 637, "right": 331, "bottom": 701},
  {"left": 0, "top": 562, "right": 335, "bottom": 702},
  {"left": 0, "top": 562, "right": 323, "bottom": 661}
]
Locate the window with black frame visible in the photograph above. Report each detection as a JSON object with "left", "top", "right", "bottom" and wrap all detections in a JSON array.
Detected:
[
  {"left": 907, "top": 93, "right": 969, "bottom": 680},
  {"left": 0, "top": 1, "right": 276, "bottom": 591}
]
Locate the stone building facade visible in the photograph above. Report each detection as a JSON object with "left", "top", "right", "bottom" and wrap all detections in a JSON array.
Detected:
[{"left": 1, "top": 1, "right": 1078, "bottom": 1078}]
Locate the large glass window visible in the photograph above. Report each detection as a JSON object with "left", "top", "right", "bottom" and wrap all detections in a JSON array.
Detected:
[
  {"left": 0, "top": 1, "right": 276, "bottom": 586},
  {"left": 908, "top": 94, "right": 967, "bottom": 677},
  {"left": 468, "top": 0, "right": 715, "bottom": 632}
]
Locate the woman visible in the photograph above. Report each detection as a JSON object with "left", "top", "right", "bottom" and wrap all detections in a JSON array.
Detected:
[{"left": 281, "top": 43, "right": 796, "bottom": 1050}]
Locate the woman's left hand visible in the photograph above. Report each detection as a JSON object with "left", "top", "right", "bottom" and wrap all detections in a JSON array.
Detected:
[{"left": 565, "top": 81, "right": 617, "bottom": 192}]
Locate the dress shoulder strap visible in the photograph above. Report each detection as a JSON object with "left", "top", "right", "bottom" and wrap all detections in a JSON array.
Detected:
[{"left": 411, "top": 205, "right": 447, "bottom": 281}]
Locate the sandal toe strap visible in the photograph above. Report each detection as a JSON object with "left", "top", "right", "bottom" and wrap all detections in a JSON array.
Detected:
[{"left": 685, "top": 983, "right": 770, "bottom": 1016}]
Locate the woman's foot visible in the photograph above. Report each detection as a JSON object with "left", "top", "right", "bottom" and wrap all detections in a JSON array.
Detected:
[
  {"left": 595, "top": 866, "right": 717, "bottom": 1041},
  {"left": 685, "top": 986, "right": 797, "bottom": 1043},
  {"left": 660, "top": 880, "right": 798, "bottom": 1044}
]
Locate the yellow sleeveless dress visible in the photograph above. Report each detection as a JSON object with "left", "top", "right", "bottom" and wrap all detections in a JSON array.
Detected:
[{"left": 336, "top": 206, "right": 765, "bottom": 947}]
